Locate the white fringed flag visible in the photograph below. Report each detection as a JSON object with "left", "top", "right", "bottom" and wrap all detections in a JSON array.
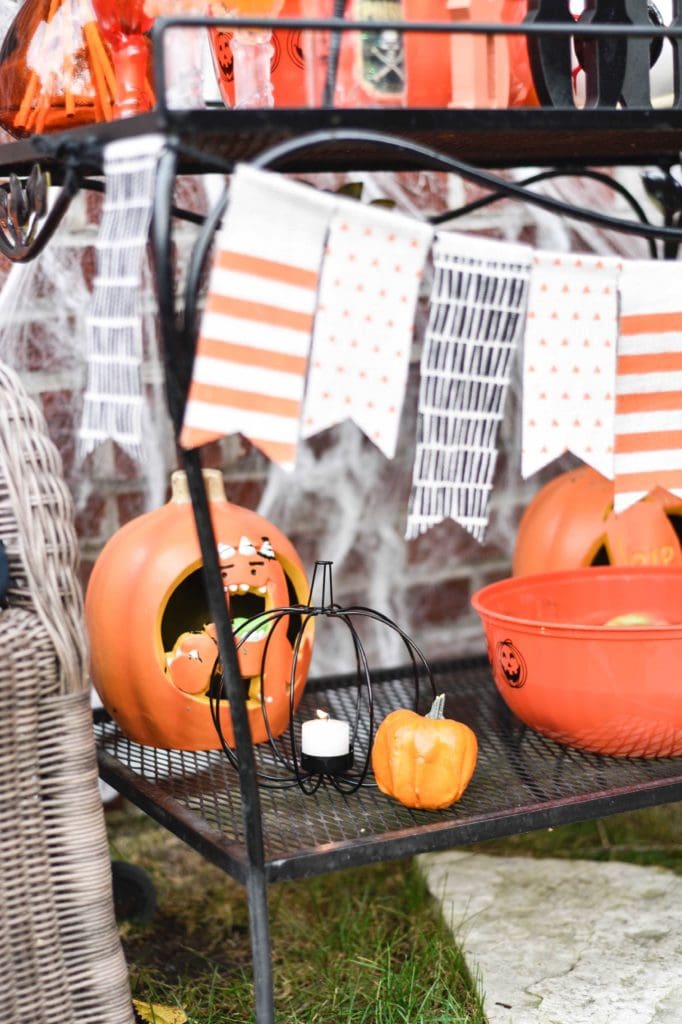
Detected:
[
  {"left": 406, "top": 231, "right": 532, "bottom": 543},
  {"left": 179, "top": 165, "right": 335, "bottom": 470},
  {"left": 522, "top": 251, "right": 620, "bottom": 480},
  {"left": 78, "top": 134, "right": 165, "bottom": 463},
  {"left": 615, "top": 259, "right": 682, "bottom": 512},
  {"left": 301, "top": 202, "right": 432, "bottom": 459}
]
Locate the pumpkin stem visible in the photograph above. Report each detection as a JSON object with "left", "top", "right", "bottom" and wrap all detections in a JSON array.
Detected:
[{"left": 425, "top": 693, "right": 446, "bottom": 720}]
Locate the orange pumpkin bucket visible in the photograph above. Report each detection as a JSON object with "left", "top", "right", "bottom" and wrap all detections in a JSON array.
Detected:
[
  {"left": 85, "top": 469, "right": 313, "bottom": 751},
  {"left": 208, "top": 0, "right": 306, "bottom": 108},
  {"left": 472, "top": 566, "right": 682, "bottom": 758}
]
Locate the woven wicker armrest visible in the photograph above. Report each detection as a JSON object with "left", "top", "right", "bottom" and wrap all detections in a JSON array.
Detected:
[{"left": 0, "top": 361, "right": 135, "bottom": 1024}]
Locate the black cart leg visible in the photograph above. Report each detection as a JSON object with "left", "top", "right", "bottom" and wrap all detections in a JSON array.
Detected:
[
  {"left": 151, "top": 140, "right": 277, "bottom": 1024},
  {"left": 247, "top": 866, "right": 275, "bottom": 1023}
]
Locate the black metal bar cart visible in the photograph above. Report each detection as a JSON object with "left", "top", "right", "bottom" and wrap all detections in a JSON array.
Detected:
[{"left": 1, "top": 12, "right": 682, "bottom": 1023}]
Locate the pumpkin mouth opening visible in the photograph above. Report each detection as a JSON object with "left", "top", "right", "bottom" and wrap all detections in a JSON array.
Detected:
[
  {"left": 230, "top": 589, "right": 272, "bottom": 643},
  {"left": 229, "top": 589, "right": 267, "bottom": 620}
]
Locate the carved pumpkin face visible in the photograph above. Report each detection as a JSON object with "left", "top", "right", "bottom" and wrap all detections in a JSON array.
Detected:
[
  {"left": 513, "top": 466, "right": 682, "bottom": 576},
  {"left": 216, "top": 534, "right": 289, "bottom": 679},
  {"left": 85, "top": 469, "right": 313, "bottom": 751}
]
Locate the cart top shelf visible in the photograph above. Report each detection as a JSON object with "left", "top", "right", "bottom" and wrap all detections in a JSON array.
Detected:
[
  {"left": 94, "top": 657, "right": 682, "bottom": 886},
  {"left": 2, "top": 106, "right": 682, "bottom": 180}
]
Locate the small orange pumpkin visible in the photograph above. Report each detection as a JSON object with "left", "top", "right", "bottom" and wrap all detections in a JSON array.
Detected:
[
  {"left": 513, "top": 466, "right": 682, "bottom": 576},
  {"left": 371, "top": 695, "right": 478, "bottom": 810},
  {"left": 85, "top": 468, "right": 313, "bottom": 751}
]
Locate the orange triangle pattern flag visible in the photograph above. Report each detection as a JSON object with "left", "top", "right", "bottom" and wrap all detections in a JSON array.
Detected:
[
  {"left": 521, "top": 250, "right": 620, "bottom": 481},
  {"left": 300, "top": 201, "right": 432, "bottom": 459},
  {"left": 179, "top": 165, "right": 335, "bottom": 470},
  {"left": 615, "top": 259, "right": 682, "bottom": 513}
]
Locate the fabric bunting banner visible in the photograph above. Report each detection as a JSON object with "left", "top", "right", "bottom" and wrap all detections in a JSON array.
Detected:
[
  {"left": 300, "top": 202, "right": 433, "bottom": 459},
  {"left": 521, "top": 251, "right": 620, "bottom": 481},
  {"left": 406, "top": 231, "right": 532, "bottom": 543},
  {"left": 615, "top": 260, "right": 682, "bottom": 513},
  {"left": 78, "top": 134, "right": 165, "bottom": 464},
  {"left": 179, "top": 165, "right": 335, "bottom": 469}
]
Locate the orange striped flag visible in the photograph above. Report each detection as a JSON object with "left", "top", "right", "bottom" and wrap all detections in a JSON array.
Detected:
[
  {"left": 179, "top": 165, "right": 335, "bottom": 469},
  {"left": 615, "top": 261, "right": 682, "bottom": 512}
]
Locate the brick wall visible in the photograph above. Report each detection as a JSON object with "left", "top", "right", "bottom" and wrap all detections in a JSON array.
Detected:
[{"left": 0, "top": 166, "right": 655, "bottom": 677}]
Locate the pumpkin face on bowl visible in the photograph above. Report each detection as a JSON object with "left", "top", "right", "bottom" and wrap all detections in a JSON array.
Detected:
[{"left": 85, "top": 469, "right": 313, "bottom": 751}]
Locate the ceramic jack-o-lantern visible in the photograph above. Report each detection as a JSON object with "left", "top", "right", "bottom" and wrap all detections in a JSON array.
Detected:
[{"left": 85, "top": 469, "right": 313, "bottom": 750}]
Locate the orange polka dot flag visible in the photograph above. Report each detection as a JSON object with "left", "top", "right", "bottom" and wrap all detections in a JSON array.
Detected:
[
  {"left": 300, "top": 203, "right": 433, "bottom": 459},
  {"left": 615, "top": 260, "right": 682, "bottom": 513},
  {"left": 179, "top": 164, "right": 335, "bottom": 469},
  {"left": 521, "top": 251, "right": 621, "bottom": 481},
  {"left": 405, "top": 231, "right": 532, "bottom": 543}
]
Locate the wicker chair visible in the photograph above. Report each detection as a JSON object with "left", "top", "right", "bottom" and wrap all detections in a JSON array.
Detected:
[{"left": 0, "top": 361, "right": 134, "bottom": 1024}]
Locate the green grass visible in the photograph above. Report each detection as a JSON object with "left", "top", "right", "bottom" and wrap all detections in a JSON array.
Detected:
[
  {"left": 107, "top": 802, "right": 682, "bottom": 1023},
  {"left": 107, "top": 808, "right": 486, "bottom": 1024},
  {"left": 465, "top": 803, "right": 682, "bottom": 874}
]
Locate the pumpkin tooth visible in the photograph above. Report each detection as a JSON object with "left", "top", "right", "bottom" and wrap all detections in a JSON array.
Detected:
[
  {"left": 228, "top": 584, "right": 239, "bottom": 593},
  {"left": 238, "top": 583, "right": 250, "bottom": 593}
]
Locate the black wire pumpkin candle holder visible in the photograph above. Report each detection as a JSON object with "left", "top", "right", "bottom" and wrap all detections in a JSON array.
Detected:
[{"left": 208, "top": 560, "right": 436, "bottom": 795}]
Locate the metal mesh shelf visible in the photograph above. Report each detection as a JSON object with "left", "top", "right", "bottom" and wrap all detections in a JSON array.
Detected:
[{"left": 94, "top": 655, "right": 682, "bottom": 884}]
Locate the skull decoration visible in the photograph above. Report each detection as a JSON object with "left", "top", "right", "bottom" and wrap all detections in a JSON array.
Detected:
[{"left": 85, "top": 469, "right": 313, "bottom": 750}]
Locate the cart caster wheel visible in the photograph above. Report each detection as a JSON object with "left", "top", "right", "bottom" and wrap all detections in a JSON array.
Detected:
[{"left": 111, "top": 860, "right": 157, "bottom": 924}]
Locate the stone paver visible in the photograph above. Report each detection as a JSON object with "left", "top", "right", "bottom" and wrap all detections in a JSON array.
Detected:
[{"left": 418, "top": 850, "right": 682, "bottom": 1024}]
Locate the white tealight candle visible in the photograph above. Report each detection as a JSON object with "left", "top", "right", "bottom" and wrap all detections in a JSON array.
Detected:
[{"left": 301, "top": 710, "right": 350, "bottom": 758}]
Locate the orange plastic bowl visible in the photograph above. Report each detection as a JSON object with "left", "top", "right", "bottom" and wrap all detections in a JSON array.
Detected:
[{"left": 471, "top": 566, "right": 682, "bottom": 758}]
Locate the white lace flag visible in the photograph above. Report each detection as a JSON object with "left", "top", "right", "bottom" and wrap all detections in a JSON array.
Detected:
[
  {"left": 78, "top": 134, "right": 165, "bottom": 463},
  {"left": 522, "top": 251, "right": 620, "bottom": 480},
  {"left": 406, "top": 231, "right": 532, "bottom": 543},
  {"left": 301, "top": 202, "right": 433, "bottom": 459},
  {"left": 615, "top": 259, "right": 682, "bottom": 512}
]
